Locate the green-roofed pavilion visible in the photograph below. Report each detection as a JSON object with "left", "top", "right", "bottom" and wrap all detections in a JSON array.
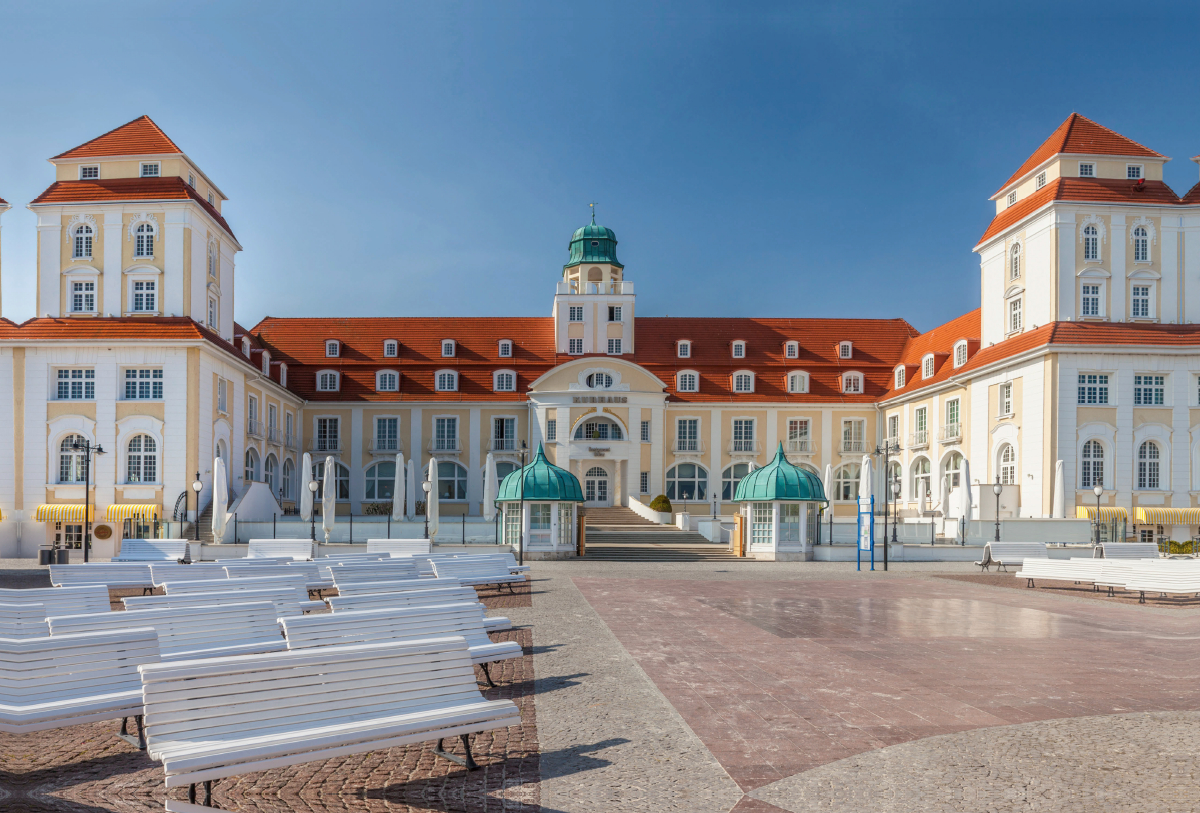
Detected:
[
  {"left": 495, "top": 445, "right": 583, "bottom": 560},
  {"left": 495, "top": 444, "right": 584, "bottom": 503},
  {"left": 734, "top": 444, "right": 828, "bottom": 503},
  {"left": 733, "top": 443, "right": 826, "bottom": 561}
]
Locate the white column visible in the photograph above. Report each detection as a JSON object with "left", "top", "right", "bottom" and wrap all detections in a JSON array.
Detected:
[
  {"left": 103, "top": 213, "right": 123, "bottom": 316},
  {"left": 650, "top": 406, "right": 664, "bottom": 498},
  {"left": 37, "top": 216, "right": 62, "bottom": 317},
  {"left": 709, "top": 411, "right": 722, "bottom": 502},
  {"left": 467, "top": 408, "right": 481, "bottom": 516},
  {"left": 164, "top": 211, "right": 186, "bottom": 317}
]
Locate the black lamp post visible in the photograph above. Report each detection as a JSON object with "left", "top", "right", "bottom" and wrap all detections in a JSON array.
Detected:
[
  {"left": 308, "top": 479, "right": 319, "bottom": 541},
  {"left": 891, "top": 475, "right": 901, "bottom": 545},
  {"left": 70, "top": 438, "right": 104, "bottom": 562},
  {"left": 993, "top": 476, "right": 1003, "bottom": 543},
  {"left": 1093, "top": 483, "right": 1104, "bottom": 547},
  {"left": 421, "top": 480, "right": 433, "bottom": 539},
  {"left": 518, "top": 441, "right": 527, "bottom": 566},
  {"left": 191, "top": 472, "right": 203, "bottom": 541}
]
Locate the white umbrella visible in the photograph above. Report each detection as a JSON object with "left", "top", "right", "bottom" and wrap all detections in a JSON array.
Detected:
[
  {"left": 426, "top": 457, "right": 440, "bottom": 538},
  {"left": 823, "top": 464, "right": 832, "bottom": 503},
  {"left": 483, "top": 452, "right": 498, "bottom": 522},
  {"left": 962, "top": 459, "right": 974, "bottom": 522},
  {"left": 1051, "top": 460, "right": 1065, "bottom": 518},
  {"left": 940, "top": 473, "right": 951, "bottom": 518},
  {"left": 321, "top": 456, "right": 336, "bottom": 544},
  {"left": 299, "top": 452, "right": 313, "bottom": 522},
  {"left": 391, "top": 453, "right": 405, "bottom": 522},
  {"left": 858, "top": 455, "right": 873, "bottom": 506},
  {"left": 211, "top": 457, "right": 228, "bottom": 544},
  {"left": 918, "top": 478, "right": 927, "bottom": 516},
  {"left": 405, "top": 458, "right": 419, "bottom": 522}
]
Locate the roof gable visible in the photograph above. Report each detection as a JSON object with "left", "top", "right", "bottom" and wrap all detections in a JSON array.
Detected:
[{"left": 52, "top": 115, "right": 182, "bottom": 160}]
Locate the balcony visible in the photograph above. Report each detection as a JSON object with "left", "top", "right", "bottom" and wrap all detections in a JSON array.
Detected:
[
  {"left": 840, "top": 439, "right": 867, "bottom": 454},
  {"left": 246, "top": 419, "right": 264, "bottom": 439},
  {"left": 785, "top": 439, "right": 815, "bottom": 454},
  {"left": 938, "top": 423, "right": 962, "bottom": 443},
  {"left": 285, "top": 432, "right": 300, "bottom": 450},
  {"left": 672, "top": 439, "right": 705, "bottom": 455},
  {"left": 369, "top": 436, "right": 402, "bottom": 454},
  {"left": 308, "top": 437, "right": 342, "bottom": 454},
  {"left": 729, "top": 439, "right": 761, "bottom": 455},
  {"left": 489, "top": 437, "right": 519, "bottom": 452},
  {"left": 908, "top": 430, "right": 929, "bottom": 449},
  {"left": 267, "top": 426, "right": 283, "bottom": 445},
  {"left": 428, "top": 439, "right": 462, "bottom": 454}
]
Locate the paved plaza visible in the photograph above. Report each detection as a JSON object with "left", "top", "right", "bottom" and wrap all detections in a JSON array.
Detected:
[{"left": 4, "top": 557, "right": 1200, "bottom": 812}]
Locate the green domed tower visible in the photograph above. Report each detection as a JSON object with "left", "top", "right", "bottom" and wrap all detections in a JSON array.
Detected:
[
  {"left": 553, "top": 206, "right": 635, "bottom": 356},
  {"left": 564, "top": 215, "right": 623, "bottom": 271}
]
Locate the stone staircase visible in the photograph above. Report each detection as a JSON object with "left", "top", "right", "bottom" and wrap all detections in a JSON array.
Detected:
[{"left": 582, "top": 506, "right": 744, "bottom": 561}]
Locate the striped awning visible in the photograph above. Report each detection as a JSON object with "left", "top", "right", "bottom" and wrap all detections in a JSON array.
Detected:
[
  {"left": 105, "top": 504, "right": 161, "bottom": 521},
  {"left": 34, "top": 504, "right": 94, "bottom": 522},
  {"left": 1075, "top": 506, "right": 1130, "bottom": 521},
  {"left": 1135, "top": 507, "right": 1200, "bottom": 525}
]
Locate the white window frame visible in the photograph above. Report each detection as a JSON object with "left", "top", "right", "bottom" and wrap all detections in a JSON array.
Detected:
[
  {"left": 122, "top": 367, "right": 164, "bottom": 400},
  {"left": 435, "top": 369, "right": 458, "bottom": 392},
  {"left": 998, "top": 382, "right": 1013, "bottom": 417},
  {"left": 607, "top": 338, "right": 622, "bottom": 355},
  {"left": 71, "top": 223, "right": 94, "bottom": 260},
  {"left": 207, "top": 297, "right": 218, "bottom": 328},
  {"left": 54, "top": 368, "right": 96, "bottom": 401},
  {"left": 784, "top": 341, "right": 799, "bottom": 358},
  {"left": 922, "top": 354, "right": 935, "bottom": 379},
  {"left": 1079, "top": 162, "right": 1095, "bottom": 177},
  {"left": 894, "top": 366, "right": 906, "bottom": 388},
  {"left": 325, "top": 340, "right": 340, "bottom": 358},
  {"left": 315, "top": 370, "right": 340, "bottom": 392},
  {"left": 79, "top": 165, "right": 99, "bottom": 180},
  {"left": 786, "top": 371, "right": 808, "bottom": 394},
  {"left": 1130, "top": 281, "right": 1155, "bottom": 319},
  {"left": 126, "top": 275, "right": 159, "bottom": 315},
  {"left": 1132, "top": 226, "right": 1151, "bottom": 263},
  {"left": 640, "top": 471, "right": 650, "bottom": 494},
  {"left": 498, "top": 340, "right": 513, "bottom": 358},
  {"left": 677, "top": 370, "right": 699, "bottom": 393},
  {"left": 677, "top": 340, "right": 691, "bottom": 358},
  {"left": 188, "top": 172, "right": 195, "bottom": 187},
  {"left": 1035, "top": 171, "right": 1046, "bottom": 189},
  {"left": 1010, "top": 242, "right": 1021, "bottom": 280},
  {"left": 433, "top": 415, "right": 460, "bottom": 452},
  {"left": 1082, "top": 224, "right": 1101, "bottom": 262},
  {"left": 1008, "top": 296, "right": 1023, "bottom": 334},
  {"left": 493, "top": 369, "right": 517, "bottom": 392},
  {"left": 953, "top": 341, "right": 968, "bottom": 368},
  {"left": 731, "top": 340, "right": 746, "bottom": 359},
  {"left": 1126, "top": 164, "right": 1144, "bottom": 180},
  {"left": 69, "top": 276, "right": 98, "bottom": 313},
  {"left": 139, "top": 161, "right": 160, "bottom": 177},
  {"left": 1080, "top": 280, "right": 1105, "bottom": 318},
  {"left": 732, "top": 370, "right": 754, "bottom": 393},
  {"left": 568, "top": 306, "right": 584, "bottom": 322},
  {"left": 842, "top": 372, "right": 863, "bottom": 394},
  {"left": 608, "top": 305, "right": 623, "bottom": 323},
  {"left": 441, "top": 340, "right": 456, "bottom": 358},
  {"left": 383, "top": 340, "right": 398, "bottom": 357},
  {"left": 1077, "top": 372, "right": 1110, "bottom": 405},
  {"left": 838, "top": 341, "right": 853, "bottom": 359},
  {"left": 217, "top": 378, "right": 228, "bottom": 414},
  {"left": 241, "top": 337, "right": 251, "bottom": 358},
  {"left": 376, "top": 370, "right": 399, "bottom": 392},
  {"left": 262, "top": 351, "right": 271, "bottom": 376},
  {"left": 546, "top": 418, "right": 557, "bottom": 442},
  {"left": 640, "top": 420, "right": 651, "bottom": 443},
  {"left": 1133, "top": 373, "right": 1166, "bottom": 406},
  {"left": 1007, "top": 191, "right": 1016, "bottom": 207},
  {"left": 568, "top": 338, "right": 583, "bottom": 355},
  {"left": 280, "top": 364, "right": 288, "bottom": 387}
]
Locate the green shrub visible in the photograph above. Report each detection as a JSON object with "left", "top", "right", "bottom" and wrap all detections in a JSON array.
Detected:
[
  {"left": 1160, "top": 539, "right": 1198, "bottom": 555},
  {"left": 361, "top": 502, "right": 393, "bottom": 516},
  {"left": 649, "top": 495, "right": 672, "bottom": 513}
]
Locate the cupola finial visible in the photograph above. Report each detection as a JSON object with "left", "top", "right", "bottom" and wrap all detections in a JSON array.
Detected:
[{"left": 589, "top": 201, "right": 597, "bottom": 224}]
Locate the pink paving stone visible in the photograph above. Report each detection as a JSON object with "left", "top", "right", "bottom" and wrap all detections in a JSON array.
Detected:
[{"left": 575, "top": 575, "right": 1200, "bottom": 792}]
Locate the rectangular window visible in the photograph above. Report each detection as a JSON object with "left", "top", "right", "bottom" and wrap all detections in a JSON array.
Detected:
[
  {"left": 208, "top": 298, "right": 217, "bottom": 328},
  {"left": 316, "top": 417, "right": 339, "bottom": 451},
  {"left": 785, "top": 342, "right": 798, "bottom": 358},
  {"left": 886, "top": 415, "right": 898, "bottom": 442},
  {"left": 248, "top": 396, "right": 258, "bottom": 422},
  {"left": 1127, "top": 164, "right": 1143, "bottom": 179},
  {"left": 640, "top": 420, "right": 651, "bottom": 442},
  {"left": 546, "top": 419, "right": 557, "bottom": 442},
  {"left": 71, "top": 281, "right": 95, "bottom": 312},
  {"left": 1036, "top": 171, "right": 1046, "bottom": 189},
  {"left": 946, "top": 398, "right": 960, "bottom": 427},
  {"left": 384, "top": 340, "right": 398, "bottom": 357},
  {"left": 1007, "top": 191, "right": 1016, "bottom": 207},
  {"left": 140, "top": 162, "right": 160, "bottom": 177},
  {"left": 788, "top": 419, "right": 810, "bottom": 449},
  {"left": 569, "top": 306, "right": 584, "bottom": 322},
  {"left": 678, "top": 342, "right": 690, "bottom": 358},
  {"left": 1079, "top": 162, "right": 1095, "bottom": 177},
  {"left": 779, "top": 503, "right": 801, "bottom": 543},
  {"left": 285, "top": 412, "right": 293, "bottom": 437},
  {"left": 503, "top": 502, "right": 521, "bottom": 546},
  {"left": 217, "top": 378, "right": 227, "bottom": 413},
  {"left": 732, "top": 419, "right": 755, "bottom": 452},
  {"left": 640, "top": 471, "right": 649, "bottom": 494},
  {"left": 498, "top": 341, "right": 512, "bottom": 357},
  {"left": 676, "top": 418, "right": 699, "bottom": 451},
  {"left": 1077, "top": 373, "right": 1109, "bottom": 405},
  {"left": 268, "top": 404, "right": 277, "bottom": 430},
  {"left": 608, "top": 305, "right": 622, "bottom": 322},
  {"left": 1009, "top": 298, "right": 1023, "bottom": 333},
  {"left": 124, "top": 368, "right": 163, "bottom": 399},
  {"left": 751, "top": 503, "right": 773, "bottom": 547},
  {"left": 999, "top": 382, "right": 1012, "bottom": 416},
  {"left": 132, "top": 280, "right": 157, "bottom": 312},
  {"left": 914, "top": 407, "right": 926, "bottom": 433},
  {"left": 377, "top": 371, "right": 398, "bottom": 391},
  {"left": 733, "top": 343, "right": 745, "bottom": 358},
  {"left": 493, "top": 417, "right": 516, "bottom": 450},
  {"left": 188, "top": 173, "right": 195, "bottom": 187},
  {"left": 80, "top": 165, "right": 99, "bottom": 179},
  {"left": 842, "top": 419, "right": 864, "bottom": 448},
  {"left": 1081, "top": 284, "right": 1101, "bottom": 316},
  {"left": 441, "top": 341, "right": 455, "bottom": 357},
  {"left": 1133, "top": 374, "right": 1165, "bottom": 406},
  {"left": 568, "top": 338, "right": 583, "bottom": 355},
  {"left": 1131, "top": 285, "right": 1151, "bottom": 318},
  {"left": 557, "top": 502, "right": 573, "bottom": 547},
  {"left": 376, "top": 417, "right": 398, "bottom": 451},
  {"left": 955, "top": 344, "right": 967, "bottom": 367},
  {"left": 607, "top": 338, "right": 622, "bottom": 355},
  {"left": 839, "top": 342, "right": 852, "bottom": 359},
  {"left": 325, "top": 340, "right": 339, "bottom": 357},
  {"left": 435, "top": 417, "right": 458, "bottom": 450},
  {"left": 56, "top": 368, "right": 95, "bottom": 400}
]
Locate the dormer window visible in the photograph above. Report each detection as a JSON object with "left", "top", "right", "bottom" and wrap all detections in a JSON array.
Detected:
[
  {"left": 140, "top": 162, "right": 160, "bottom": 177},
  {"left": 785, "top": 341, "right": 799, "bottom": 358},
  {"left": 383, "top": 340, "right": 398, "bottom": 357},
  {"left": 188, "top": 173, "right": 196, "bottom": 187},
  {"left": 922, "top": 354, "right": 935, "bottom": 379},
  {"left": 79, "top": 165, "right": 99, "bottom": 180},
  {"left": 1079, "top": 162, "right": 1095, "bottom": 177},
  {"left": 441, "top": 340, "right": 456, "bottom": 358},
  {"left": 733, "top": 371, "right": 754, "bottom": 393},
  {"left": 316, "top": 371, "right": 340, "bottom": 392},
  {"left": 1007, "top": 191, "right": 1016, "bottom": 207},
  {"left": 954, "top": 341, "right": 968, "bottom": 368},
  {"left": 208, "top": 192, "right": 214, "bottom": 205},
  {"left": 1036, "top": 171, "right": 1046, "bottom": 189},
  {"left": 376, "top": 370, "right": 399, "bottom": 392},
  {"left": 895, "top": 367, "right": 906, "bottom": 388},
  {"left": 842, "top": 372, "right": 863, "bottom": 394},
  {"left": 493, "top": 370, "right": 516, "bottom": 392},
  {"left": 677, "top": 371, "right": 698, "bottom": 392},
  {"left": 498, "top": 340, "right": 513, "bottom": 358},
  {"left": 325, "top": 340, "right": 340, "bottom": 357},
  {"left": 241, "top": 337, "right": 251, "bottom": 358},
  {"left": 1127, "top": 164, "right": 1143, "bottom": 180},
  {"left": 731, "top": 341, "right": 746, "bottom": 359},
  {"left": 435, "top": 370, "right": 458, "bottom": 391},
  {"left": 262, "top": 352, "right": 271, "bottom": 376},
  {"left": 280, "top": 364, "right": 288, "bottom": 387},
  {"left": 838, "top": 341, "right": 852, "bottom": 359},
  {"left": 787, "top": 371, "right": 808, "bottom": 394},
  {"left": 677, "top": 340, "right": 691, "bottom": 358}
]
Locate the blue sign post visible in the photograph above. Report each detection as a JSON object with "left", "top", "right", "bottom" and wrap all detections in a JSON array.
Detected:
[{"left": 856, "top": 496, "right": 875, "bottom": 571}]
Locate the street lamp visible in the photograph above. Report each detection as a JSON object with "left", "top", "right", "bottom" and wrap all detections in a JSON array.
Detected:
[
  {"left": 518, "top": 440, "right": 528, "bottom": 566},
  {"left": 70, "top": 438, "right": 104, "bottom": 562},
  {"left": 1093, "top": 483, "right": 1104, "bottom": 547},
  {"left": 308, "top": 479, "right": 319, "bottom": 541},
  {"left": 891, "top": 476, "right": 901, "bottom": 545},
  {"left": 993, "top": 476, "right": 1003, "bottom": 543},
  {"left": 191, "top": 472, "right": 203, "bottom": 541},
  {"left": 421, "top": 480, "right": 433, "bottom": 539}
]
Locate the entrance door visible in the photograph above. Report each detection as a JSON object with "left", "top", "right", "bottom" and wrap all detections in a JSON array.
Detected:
[{"left": 585, "top": 466, "right": 610, "bottom": 507}]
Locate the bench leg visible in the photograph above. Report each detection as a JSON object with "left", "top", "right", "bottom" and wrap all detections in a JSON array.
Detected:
[
  {"left": 1140, "top": 590, "right": 1146, "bottom": 604},
  {"left": 115, "top": 714, "right": 146, "bottom": 750},
  {"left": 1026, "top": 578, "right": 1034, "bottom": 588},
  {"left": 478, "top": 660, "right": 496, "bottom": 688},
  {"left": 434, "top": 734, "right": 480, "bottom": 771},
  {"left": 143, "top": 587, "right": 153, "bottom": 595},
  {"left": 188, "top": 780, "right": 215, "bottom": 807}
]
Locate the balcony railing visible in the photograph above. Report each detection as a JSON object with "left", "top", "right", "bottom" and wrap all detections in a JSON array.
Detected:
[
  {"left": 285, "top": 432, "right": 300, "bottom": 450},
  {"left": 309, "top": 437, "right": 342, "bottom": 454},
  {"left": 369, "top": 436, "right": 402, "bottom": 453},
  {"left": 246, "top": 419, "right": 264, "bottom": 439},
  {"left": 840, "top": 439, "right": 866, "bottom": 454},
  {"left": 672, "top": 439, "right": 705, "bottom": 454},
  {"left": 785, "top": 439, "right": 814, "bottom": 454},
  {"left": 883, "top": 436, "right": 901, "bottom": 453},
  {"left": 489, "top": 437, "right": 518, "bottom": 452},
  {"left": 267, "top": 427, "right": 283, "bottom": 445},
  {"left": 428, "top": 439, "right": 462, "bottom": 453},
  {"left": 729, "top": 439, "right": 761, "bottom": 454},
  {"left": 938, "top": 423, "right": 962, "bottom": 443},
  {"left": 908, "top": 430, "right": 929, "bottom": 448}
]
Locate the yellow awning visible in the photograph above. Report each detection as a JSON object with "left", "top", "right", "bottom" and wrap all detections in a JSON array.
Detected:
[
  {"left": 105, "top": 504, "right": 161, "bottom": 521},
  {"left": 1135, "top": 507, "right": 1200, "bottom": 525},
  {"left": 1075, "top": 506, "right": 1130, "bottom": 521},
  {"left": 35, "top": 504, "right": 94, "bottom": 522}
]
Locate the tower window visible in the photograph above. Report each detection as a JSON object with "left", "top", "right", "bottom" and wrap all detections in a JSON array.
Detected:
[
  {"left": 608, "top": 306, "right": 622, "bottom": 322},
  {"left": 79, "top": 165, "right": 99, "bottom": 180},
  {"left": 140, "top": 162, "right": 160, "bottom": 177},
  {"left": 188, "top": 173, "right": 195, "bottom": 187},
  {"left": 1079, "top": 162, "right": 1095, "bottom": 177},
  {"left": 73, "top": 224, "right": 93, "bottom": 259},
  {"left": 134, "top": 222, "right": 155, "bottom": 258},
  {"left": 1127, "top": 165, "right": 1143, "bottom": 180},
  {"left": 1036, "top": 171, "right": 1046, "bottom": 189},
  {"left": 569, "top": 306, "right": 584, "bottom": 322},
  {"left": 1007, "top": 191, "right": 1016, "bottom": 207},
  {"left": 131, "top": 279, "right": 157, "bottom": 313}
]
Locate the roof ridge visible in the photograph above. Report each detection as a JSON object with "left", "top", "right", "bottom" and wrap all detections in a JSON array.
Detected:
[{"left": 51, "top": 115, "right": 183, "bottom": 160}]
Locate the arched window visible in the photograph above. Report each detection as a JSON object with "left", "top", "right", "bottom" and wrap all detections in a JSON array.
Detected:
[
  {"left": 665, "top": 463, "right": 707, "bottom": 501},
  {"left": 842, "top": 372, "right": 863, "bottom": 394},
  {"left": 1081, "top": 440, "right": 1104, "bottom": 488},
  {"left": 437, "top": 460, "right": 468, "bottom": 500},
  {"left": 722, "top": 463, "right": 751, "bottom": 501},
  {"left": 244, "top": 447, "right": 260, "bottom": 483},
  {"left": 1083, "top": 224, "right": 1099, "bottom": 261},
  {"left": 493, "top": 370, "right": 516, "bottom": 392},
  {"left": 573, "top": 418, "right": 624, "bottom": 440},
  {"left": 1133, "top": 226, "right": 1150, "bottom": 263},
  {"left": 376, "top": 370, "right": 399, "bottom": 392},
  {"left": 894, "top": 367, "right": 905, "bottom": 389},
  {"left": 365, "top": 460, "right": 397, "bottom": 501},
  {"left": 264, "top": 454, "right": 277, "bottom": 492},
  {"left": 945, "top": 452, "right": 963, "bottom": 488},
  {"left": 887, "top": 461, "right": 902, "bottom": 498},
  {"left": 435, "top": 370, "right": 457, "bottom": 392},
  {"left": 733, "top": 372, "right": 754, "bottom": 393},
  {"left": 954, "top": 341, "right": 968, "bottom": 368},
  {"left": 316, "top": 371, "right": 339, "bottom": 392},
  {"left": 677, "top": 371, "right": 698, "bottom": 393},
  {"left": 208, "top": 242, "right": 218, "bottom": 277},
  {"left": 1010, "top": 243, "right": 1021, "bottom": 280},
  {"left": 134, "top": 222, "right": 155, "bottom": 258},
  {"left": 787, "top": 371, "right": 808, "bottom": 394},
  {"left": 127, "top": 435, "right": 157, "bottom": 483},
  {"left": 912, "top": 457, "right": 931, "bottom": 499},
  {"left": 834, "top": 463, "right": 860, "bottom": 501},
  {"left": 73, "top": 224, "right": 93, "bottom": 259},
  {"left": 1137, "top": 441, "right": 1160, "bottom": 490},
  {"left": 59, "top": 434, "right": 87, "bottom": 483},
  {"left": 585, "top": 372, "right": 613, "bottom": 389},
  {"left": 311, "top": 461, "right": 350, "bottom": 500},
  {"left": 922, "top": 355, "right": 935, "bottom": 379},
  {"left": 999, "top": 444, "right": 1017, "bottom": 485},
  {"left": 281, "top": 458, "right": 294, "bottom": 501}
]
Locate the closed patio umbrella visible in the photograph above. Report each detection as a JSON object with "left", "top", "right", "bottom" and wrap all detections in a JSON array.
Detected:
[
  {"left": 962, "top": 459, "right": 974, "bottom": 522},
  {"left": 211, "top": 457, "right": 228, "bottom": 544},
  {"left": 391, "top": 453, "right": 405, "bottom": 522},
  {"left": 426, "top": 457, "right": 440, "bottom": 538},
  {"left": 823, "top": 464, "right": 832, "bottom": 504},
  {"left": 322, "top": 456, "right": 336, "bottom": 544},
  {"left": 299, "top": 452, "right": 313, "bottom": 522},
  {"left": 1051, "top": 460, "right": 1065, "bottom": 518},
  {"left": 918, "top": 478, "right": 927, "bottom": 516},
  {"left": 483, "top": 453, "right": 498, "bottom": 522},
  {"left": 858, "top": 455, "right": 873, "bottom": 506},
  {"left": 940, "top": 473, "right": 951, "bottom": 518}
]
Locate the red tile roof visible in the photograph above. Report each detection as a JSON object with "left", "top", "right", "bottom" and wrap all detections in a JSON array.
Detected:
[
  {"left": 1181, "top": 181, "right": 1200, "bottom": 205},
  {"left": 996, "top": 113, "right": 1164, "bottom": 195},
  {"left": 30, "top": 178, "right": 236, "bottom": 241},
  {"left": 0, "top": 316, "right": 251, "bottom": 365},
  {"left": 51, "top": 116, "right": 182, "bottom": 160},
  {"left": 977, "top": 177, "right": 1181, "bottom": 247},
  {"left": 881, "top": 310, "right": 981, "bottom": 399},
  {"left": 0, "top": 195, "right": 8, "bottom": 206}
]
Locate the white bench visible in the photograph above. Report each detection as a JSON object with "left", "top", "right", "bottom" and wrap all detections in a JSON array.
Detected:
[
  {"left": 1014, "top": 558, "right": 1108, "bottom": 589},
  {"left": 329, "top": 586, "right": 510, "bottom": 632},
  {"left": 974, "top": 542, "right": 1049, "bottom": 572},
  {"left": 312, "top": 555, "right": 388, "bottom": 580},
  {"left": 150, "top": 564, "right": 230, "bottom": 587},
  {"left": 0, "top": 585, "right": 111, "bottom": 616},
  {"left": 281, "top": 602, "right": 521, "bottom": 686},
  {"left": 113, "top": 539, "right": 190, "bottom": 563},
  {"left": 217, "top": 557, "right": 295, "bottom": 565},
  {"left": 1122, "top": 563, "right": 1200, "bottom": 603},
  {"left": 335, "top": 577, "right": 463, "bottom": 596},
  {"left": 330, "top": 560, "right": 420, "bottom": 585},
  {"left": 247, "top": 539, "right": 313, "bottom": 560},
  {"left": 49, "top": 563, "right": 156, "bottom": 592},
  {"left": 1097, "top": 543, "right": 1161, "bottom": 559},
  {"left": 164, "top": 576, "right": 326, "bottom": 612},
  {"left": 366, "top": 538, "right": 432, "bottom": 557},
  {"left": 431, "top": 558, "right": 527, "bottom": 590},
  {"left": 0, "top": 628, "right": 159, "bottom": 750},
  {"left": 138, "top": 637, "right": 522, "bottom": 803},
  {"left": 124, "top": 588, "right": 316, "bottom": 617},
  {"left": 222, "top": 563, "right": 332, "bottom": 595},
  {"left": 0, "top": 603, "right": 49, "bottom": 638}
]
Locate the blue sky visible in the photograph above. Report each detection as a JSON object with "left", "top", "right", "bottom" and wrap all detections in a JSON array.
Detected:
[{"left": 2, "top": 1, "right": 1200, "bottom": 331}]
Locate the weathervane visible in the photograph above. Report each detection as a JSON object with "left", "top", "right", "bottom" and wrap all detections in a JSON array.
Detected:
[{"left": 589, "top": 201, "right": 598, "bottom": 224}]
